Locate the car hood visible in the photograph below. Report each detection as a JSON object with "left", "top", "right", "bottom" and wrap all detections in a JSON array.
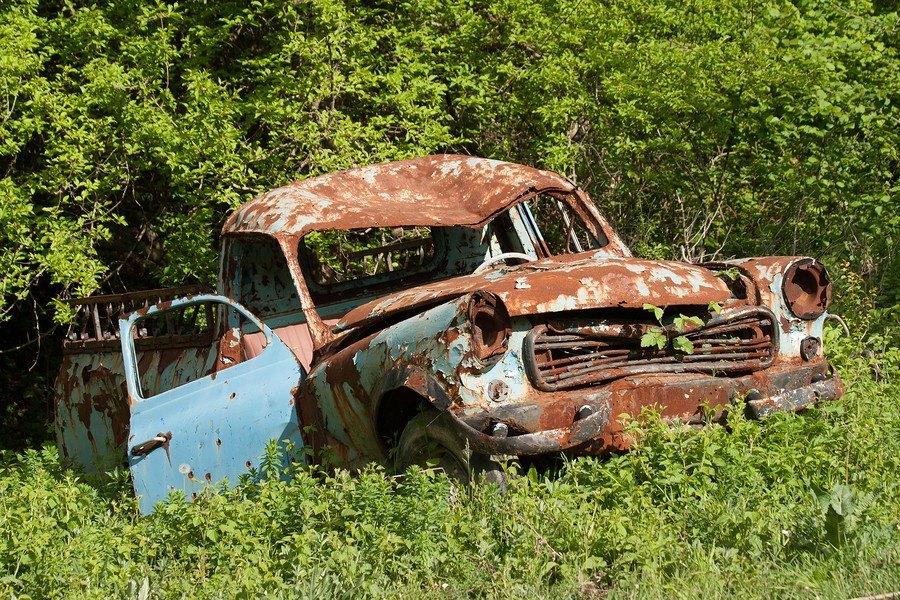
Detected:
[{"left": 334, "top": 253, "right": 733, "bottom": 332}]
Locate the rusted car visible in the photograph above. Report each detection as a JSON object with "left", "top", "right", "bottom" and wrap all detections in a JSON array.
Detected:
[{"left": 55, "top": 155, "right": 843, "bottom": 512}]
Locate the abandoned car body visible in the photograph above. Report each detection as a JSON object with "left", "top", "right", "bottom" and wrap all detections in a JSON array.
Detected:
[{"left": 55, "top": 155, "right": 844, "bottom": 512}]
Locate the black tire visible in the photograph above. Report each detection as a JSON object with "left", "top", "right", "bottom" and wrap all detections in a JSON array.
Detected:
[{"left": 395, "top": 410, "right": 509, "bottom": 491}]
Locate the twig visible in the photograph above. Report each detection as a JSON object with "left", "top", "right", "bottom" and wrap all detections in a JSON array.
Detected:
[
  {"left": 513, "top": 511, "right": 563, "bottom": 561},
  {"left": 849, "top": 592, "right": 900, "bottom": 600},
  {"left": 825, "top": 314, "right": 851, "bottom": 337},
  {"left": 29, "top": 296, "right": 40, "bottom": 370}
]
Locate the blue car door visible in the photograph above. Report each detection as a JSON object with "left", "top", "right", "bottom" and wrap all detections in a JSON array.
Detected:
[{"left": 122, "top": 295, "right": 306, "bottom": 514}]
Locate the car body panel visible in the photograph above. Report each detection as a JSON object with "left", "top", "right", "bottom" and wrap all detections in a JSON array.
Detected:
[
  {"left": 120, "top": 295, "right": 305, "bottom": 514},
  {"left": 335, "top": 254, "right": 734, "bottom": 332},
  {"left": 223, "top": 155, "right": 577, "bottom": 238}
]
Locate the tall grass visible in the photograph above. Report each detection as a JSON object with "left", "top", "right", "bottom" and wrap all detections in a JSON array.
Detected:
[{"left": 1, "top": 328, "right": 898, "bottom": 599}]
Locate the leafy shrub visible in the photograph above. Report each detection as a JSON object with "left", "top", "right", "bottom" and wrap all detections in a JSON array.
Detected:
[{"left": 2, "top": 347, "right": 899, "bottom": 598}]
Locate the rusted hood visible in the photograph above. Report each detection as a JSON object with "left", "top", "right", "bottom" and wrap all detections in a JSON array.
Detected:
[{"left": 336, "top": 255, "right": 733, "bottom": 332}]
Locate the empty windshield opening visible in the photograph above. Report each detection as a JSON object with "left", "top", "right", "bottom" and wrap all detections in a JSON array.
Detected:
[
  {"left": 523, "top": 194, "right": 607, "bottom": 256},
  {"left": 295, "top": 193, "right": 612, "bottom": 308}
]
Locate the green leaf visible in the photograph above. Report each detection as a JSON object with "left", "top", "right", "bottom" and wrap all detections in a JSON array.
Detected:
[
  {"left": 641, "top": 328, "right": 667, "bottom": 350},
  {"left": 673, "top": 314, "right": 704, "bottom": 330},
  {"left": 643, "top": 303, "right": 664, "bottom": 322},
  {"left": 715, "top": 268, "right": 741, "bottom": 282},
  {"left": 673, "top": 336, "right": 694, "bottom": 354}
]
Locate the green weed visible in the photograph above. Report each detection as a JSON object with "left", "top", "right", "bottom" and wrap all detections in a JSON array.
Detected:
[{"left": 1, "top": 346, "right": 899, "bottom": 599}]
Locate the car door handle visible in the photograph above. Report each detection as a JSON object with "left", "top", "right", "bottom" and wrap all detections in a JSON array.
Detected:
[{"left": 131, "top": 432, "right": 172, "bottom": 456}]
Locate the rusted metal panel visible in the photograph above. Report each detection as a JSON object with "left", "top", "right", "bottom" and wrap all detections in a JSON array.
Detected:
[
  {"left": 61, "top": 285, "right": 212, "bottom": 352},
  {"left": 305, "top": 283, "right": 842, "bottom": 465},
  {"left": 334, "top": 254, "right": 733, "bottom": 332},
  {"left": 223, "top": 155, "right": 575, "bottom": 238},
  {"left": 524, "top": 307, "right": 777, "bottom": 391},
  {"left": 54, "top": 350, "right": 131, "bottom": 474},
  {"left": 441, "top": 363, "right": 843, "bottom": 457},
  {"left": 724, "top": 257, "right": 832, "bottom": 360},
  {"left": 55, "top": 345, "right": 220, "bottom": 474}
]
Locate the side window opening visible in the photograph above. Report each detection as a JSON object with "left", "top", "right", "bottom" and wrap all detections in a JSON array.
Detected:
[
  {"left": 483, "top": 213, "right": 528, "bottom": 255},
  {"left": 441, "top": 215, "right": 531, "bottom": 275},
  {"left": 227, "top": 235, "right": 300, "bottom": 319},
  {"left": 304, "top": 227, "right": 436, "bottom": 285},
  {"left": 131, "top": 301, "right": 258, "bottom": 398},
  {"left": 300, "top": 227, "right": 444, "bottom": 304},
  {"left": 132, "top": 300, "right": 215, "bottom": 342}
]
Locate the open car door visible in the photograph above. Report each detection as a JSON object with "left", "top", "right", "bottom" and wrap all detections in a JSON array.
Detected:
[{"left": 121, "top": 295, "right": 306, "bottom": 514}]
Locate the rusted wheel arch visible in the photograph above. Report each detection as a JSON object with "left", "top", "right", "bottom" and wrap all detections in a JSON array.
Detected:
[
  {"left": 394, "top": 409, "right": 508, "bottom": 491},
  {"left": 374, "top": 386, "right": 429, "bottom": 453},
  {"left": 370, "top": 365, "right": 456, "bottom": 453}
]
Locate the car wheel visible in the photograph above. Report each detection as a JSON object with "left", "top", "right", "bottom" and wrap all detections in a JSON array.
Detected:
[{"left": 395, "top": 410, "right": 509, "bottom": 491}]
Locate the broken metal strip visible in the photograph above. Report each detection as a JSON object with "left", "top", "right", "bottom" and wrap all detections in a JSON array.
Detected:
[
  {"left": 63, "top": 285, "right": 212, "bottom": 306},
  {"left": 64, "top": 285, "right": 213, "bottom": 345},
  {"left": 278, "top": 236, "right": 334, "bottom": 348},
  {"left": 542, "top": 357, "right": 769, "bottom": 387},
  {"left": 745, "top": 377, "right": 842, "bottom": 418},
  {"left": 540, "top": 347, "right": 772, "bottom": 380}
]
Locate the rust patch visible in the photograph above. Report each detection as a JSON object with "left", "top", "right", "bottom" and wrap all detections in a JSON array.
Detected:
[
  {"left": 336, "top": 256, "right": 733, "bottom": 332},
  {"left": 216, "top": 328, "right": 245, "bottom": 371},
  {"left": 222, "top": 155, "right": 576, "bottom": 238},
  {"left": 524, "top": 307, "right": 776, "bottom": 392},
  {"left": 782, "top": 259, "right": 832, "bottom": 318},
  {"left": 468, "top": 292, "right": 511, "bottom": 363}
]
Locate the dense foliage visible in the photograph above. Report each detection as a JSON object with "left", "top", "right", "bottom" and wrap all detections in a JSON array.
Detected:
[
  {"left": 1, "top": 0, "right": 898, "bottom": 318},
  {"left": 2, "top": 0, "right": 899, "bottom": 444},
  {"left": 1, "top": 337, "right": 898, "bottom": 598}
]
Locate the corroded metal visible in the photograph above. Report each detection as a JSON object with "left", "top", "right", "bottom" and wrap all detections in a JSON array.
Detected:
[
  {"left": 55, "top": 154, "right": 844, "bottom": 508},
  {"left": 62, "top": 285, "right": 212, "bottom": 350},
  {"left": 334, "top": 254, "right": 733, "bottom": 332},
  {"left": 782, "top": 258, "right": 833, "bottom": 319},
  {"left": 523, "top": 307, "right": 777, "bottom": 392},
  {"left": 223, "top": 155, "right": 576, "bottom": 238}
]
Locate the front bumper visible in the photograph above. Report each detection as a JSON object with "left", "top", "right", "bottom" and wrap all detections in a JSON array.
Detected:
[{"left": 449, "top": 362, "right": 844, "bottom": 456}]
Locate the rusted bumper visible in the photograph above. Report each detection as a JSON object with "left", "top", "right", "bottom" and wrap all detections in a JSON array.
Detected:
[
  {"left": 449, "top": 364, "right": 844, "bottom": 456},
  {"left": 743, "top": 375, "right": 843, "bottom": 418}
]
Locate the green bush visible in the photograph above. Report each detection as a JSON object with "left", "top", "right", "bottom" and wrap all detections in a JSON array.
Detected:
[
  {"left": 1, "top": 0, "right": 898, "bottom": 320},
  {"left": 0, "top": 0, "right": 898, "bottom": 594}
]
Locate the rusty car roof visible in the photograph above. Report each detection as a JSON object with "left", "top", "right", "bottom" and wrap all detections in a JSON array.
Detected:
[{"left": 222, "top": 154, "right": 576, "bottom": 237}]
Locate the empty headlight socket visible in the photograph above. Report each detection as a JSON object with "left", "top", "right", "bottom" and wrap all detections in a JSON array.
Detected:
[
  {"left": 782, "top": 259, "right": 833, "bottom": 319},
  {"left": 468, "top": 291, "right": 511, "bottom": 364}
]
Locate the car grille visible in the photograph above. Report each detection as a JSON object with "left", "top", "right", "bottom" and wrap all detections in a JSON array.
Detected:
[{"left": 523, "top": 307, "right": 777, "bottom": 392}]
